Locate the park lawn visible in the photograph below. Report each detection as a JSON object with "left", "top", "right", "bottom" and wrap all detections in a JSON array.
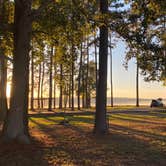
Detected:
[{"left": 0, "top": 109, "right": 166, "bottom": 165}]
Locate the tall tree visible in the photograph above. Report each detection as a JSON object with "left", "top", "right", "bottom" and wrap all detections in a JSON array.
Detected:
[
  {"left": 30, "top": 47, "right": 34, "bottom": 111},
  {"left": 48, "top": 46, "right": 53, "bottom": 111},
  {"left": 77, "top": 43, "right": 83, "bottom": 110},
  {"left": 136, "top": 58, "right": 139, "bottom": 107},
  {"left": 0, "top": 51, "right": 8, "bottom": 120},
  {"left": 53, "top": 64, "right": 56, "bottom": 109},
  {"left": 37, "top": 63, "right": 41, "bottom": 109},
  {"left": 2, "top": 0, "right": 32, "bottom": 143},
  {"left": 0, "top": 0, "right": 12, "bottom": 121},
  {"left": 41, "top": 61, "right": 45, "bottom": 109},
  {"left": 94, "top": 36, "right": 98, "bottom": 107},
  {"left": 85, "top": 42, "right": 90, "bottom": 108},
  {"left": 59, "top": 64, "right": 63, "bottom": 109},
  {"left": 94, "top": 0, "right": 109, "bottom": 134},
  {"left": 71, "top": 45, "right": 75, "bottom": 111},
  {"left": 2, "top": 0, "right": 55, "bottom": 143},
  {"left": 109, "top": 33, "right": 113, "bottom": 107}
]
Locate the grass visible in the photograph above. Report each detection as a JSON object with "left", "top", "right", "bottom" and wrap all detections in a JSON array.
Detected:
[{"left": 0, "top": 108, "right": 166, "bottom": 165}]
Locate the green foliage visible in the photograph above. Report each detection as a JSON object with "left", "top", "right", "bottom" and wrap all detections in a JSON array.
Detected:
[
  {"left": 0, "top": 0, "right": 14, "bottom": 55},
  {"left": 121, "top": 0, "right": 166, "bottom": 84}
]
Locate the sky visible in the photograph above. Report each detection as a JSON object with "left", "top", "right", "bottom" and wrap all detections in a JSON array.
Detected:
[{"left": 108, "top": 39, "right": 166, "bottom": 99}]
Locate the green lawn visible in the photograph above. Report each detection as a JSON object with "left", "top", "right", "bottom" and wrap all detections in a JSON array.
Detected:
[{"left": 0, "top": 109, "right": 166, "bottom": 165}]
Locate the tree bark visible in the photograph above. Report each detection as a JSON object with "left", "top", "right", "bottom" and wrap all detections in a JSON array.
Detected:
[
  {"left": 37, "top": 64, "right": 41, "bottom": 109},
  {"left": 77, "top": 43, "right": 83, "bottom": 110},
  {"left": 2, "top": 1, "right": 32, "bottom": 144},
  {"left": 59, "top": 64, "right": 63, "bottom": 109},
  {"left": 41, "top": 61, "right": 45, "bottom": 109},
  {"left": 68, "top": 74, "right": 71, "bottom": 108},
  {"left": 82, "top": 54, "right": 85, "bottom": 108},
  {"left": 136, "top": 59, "right": 139, "bottom": 107},
  {"left": 53, "top": 64, "right": 56, "bottom": 109},
  {"left": 94, "top": 0, "right": 109, "bottom": 134},
  {"left": 85, "top": 43, "right": 90, "bottom": 108},
  {"left": 71, "top": 46, "right": 74, "bottom": 111},
  {"left": 48, "top": 46, "right": 53, "bottom": 111},
  {"left": 30, "top": 49, "right": 34, "bottom": 111},
  {"left": 109, "top": 34, "right": 113, "bottom": 107},
  {"left": 0, "top": 51, "right": 8, "bottom": 120},
  {"left": 94, "top": 38, "right": 98, "bottom": 107}
]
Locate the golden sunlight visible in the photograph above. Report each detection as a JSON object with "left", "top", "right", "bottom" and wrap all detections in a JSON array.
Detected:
[{"left": 6, "top": 83, "right": 11, "bottom": 98}]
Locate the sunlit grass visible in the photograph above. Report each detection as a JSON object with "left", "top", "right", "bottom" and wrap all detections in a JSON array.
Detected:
[
  {"left": 22, "top": 110, "right": 166, "bottom": 165},
  {"left": 29, "top": 109, "right": 166, "bottom": 151}
]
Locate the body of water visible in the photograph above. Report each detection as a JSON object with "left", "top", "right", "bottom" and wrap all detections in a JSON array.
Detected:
[{"left": 30, "top": 97, "right": 166, "bottom": 109}]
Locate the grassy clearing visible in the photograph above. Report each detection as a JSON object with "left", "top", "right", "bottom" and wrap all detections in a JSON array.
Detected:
[{"left": 0, "top": 109, "right": 166, "bottom": 165}]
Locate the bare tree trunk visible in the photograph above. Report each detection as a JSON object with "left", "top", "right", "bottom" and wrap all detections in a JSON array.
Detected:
[
  {"left": 77, "top": 43, "right": 83, "bottom": 110},
  {"left": 85, "top": 43, "right": 89, "bottom": 108},
  {"left": 68, "top": 75, "right": 71, "bottom": 108},
  {"left": 0, "top": 2, "right": 8, "bottom": 120},
  {"left": 41, "top": 61, "right": 45, "bottom": 109},
  {"left": 53, "top": 64, "right": 56, "bottom": 109},
  {"left": 94, "top": 38, "right": 98, "bottom": 107},
  {"left": 71, "top": 46, "right": 74, "bottom": 111},
  {"left": 64, "top": 86, "right": 68, "bottom": 109},
  {"left": 94, "top": 0, "right": 108, "bottom": 134},
  {"left": 136, "top": 59, "right": 139, "bottom": 107},
  {"left": 109, "top": 34, "right": 113, "bottom": 107},
  {"left": 59, "top": 64, "right": 63, "bottom": 109},
  {"left": 82, "top": 55, "right": 85, "bottom": 108},
  {"left": 0, "top": 51, "right": 8, "bottom": 120},
  {"left": 48, "top": 46, "right": 53, "bottom": 111},
  {"left": 2, "top": 1, "right": 32, "bottom": 143},
  {"left": 37, "top": 64, "right": 41, "bottom": 109},
  {"left": 30, "top": 49, "right": 34, "bottom": 111}
]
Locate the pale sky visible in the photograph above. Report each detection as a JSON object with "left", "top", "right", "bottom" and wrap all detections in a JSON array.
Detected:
[{"left": 108, "top": 39, "right": 166, "bottom": 99}]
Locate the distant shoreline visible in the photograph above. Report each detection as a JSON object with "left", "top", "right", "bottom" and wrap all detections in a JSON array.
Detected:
[{"left": 7, "top": 97, "right": 166, "bottom": 108}]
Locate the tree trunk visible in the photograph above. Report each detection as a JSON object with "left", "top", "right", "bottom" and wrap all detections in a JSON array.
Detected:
[
  {"left": 94, "top": 38, "right": 98, "bottom": 107},
  {"left": 85, "top": 43, "right": 90, "bottom": 108},
  {"left": 2, "top": 1, "right": 32, "bottom": 144},
  {"left": 0, "top": 51, "right": 8, "bottom": 120},
  {"left": 53, "top": 64, "right": 56, "bottom": 109},
  {"left": 68, "top": 74, "right": 71, "bottom": 108},
  {"left": 64, "top": 86, "right": 68, "bottom": 109},
  {"left": 59, "top": 64, "right": 63, "bottom": 109},
  {"left": 30, "top": 49, "right": 34, "bottom": 111},
  {"left": 109, "top": 34, "right": 113, "bottom": 107},
  {"left": 37, "top": 64, "right": 41, "bottom": 109},
  {"left": 77, "top": 43, "right": 83, "bottom": 110},
  {"left": 71, "top": 46, "right": 74, "bottom": 111},
  {"left": 136, "top": 59, "right": 139, "bottom": 107},
  {"left": 0, "top": 2, "right": 8, "bottom": 120},
  {"left": 82, "top": 55, "right": 85, "bottom": 108},
  {"left": 48, "top": 46, "right": 53, "bottom": 111},
  {"left": 94, "top": 0, "right": 108, "bottom": 134},
  {"left": 41, "top": 61, "right": 45, "bottom": 109}
]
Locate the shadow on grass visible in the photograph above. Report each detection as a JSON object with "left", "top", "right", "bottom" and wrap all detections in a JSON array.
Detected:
[
  {"left": 110, "top": 110, "right": 166, "bottom": 119},
  {"left": 30, "top": 112, "right": 166, "bottom": 141},
  {"left": 110, "top": 123, "right": 166, "bottom": 142},
  {"left": 110, "top": 114, "right": 166, "bottom": 125},
  {"left": 29, "top": 116, "right": 166, "bottom": 166},
  {"left": 29, "top": 111, "right": 94, "bottom": 118},
  {"left": 43, "top": 115, "right": 95, "bottom": 125}
]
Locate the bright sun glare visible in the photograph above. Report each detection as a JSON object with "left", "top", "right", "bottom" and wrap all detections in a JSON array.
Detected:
[{"left": 6, "top": 83, "right": 11, "bottom": 98}]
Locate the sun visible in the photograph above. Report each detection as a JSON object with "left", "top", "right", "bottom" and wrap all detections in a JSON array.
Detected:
[{"left": 6, "top": 83, "right": 11, "bottom": 98}]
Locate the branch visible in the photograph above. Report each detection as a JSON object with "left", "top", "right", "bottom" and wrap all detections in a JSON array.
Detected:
[
  {"left": 88, "top": 37, "right": 99, "bottom": 47},
  {"left": 0, "top": 54, "right": 13, "bottom": 62},
  {"left": 31, "top": 0, "right": 57, "bottom": 21}
]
